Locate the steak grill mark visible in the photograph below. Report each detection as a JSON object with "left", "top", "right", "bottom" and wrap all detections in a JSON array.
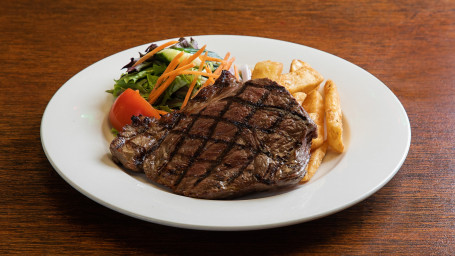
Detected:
[
  {"left": 155, "top": 80, "right": 308, "bottom": 189},
  {"left": 192, "top": 87, "right": 271, "bottom": 187},
  {"left": 168, "top": 81, "right": 249, "bottom": 187},
  {"left": 132, "top": 114, "right": 183, "bottom": 170}
]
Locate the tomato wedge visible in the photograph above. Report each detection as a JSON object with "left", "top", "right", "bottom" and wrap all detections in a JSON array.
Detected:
[{"left": 109, "top": 88, "right": 160, "bottom": 131}]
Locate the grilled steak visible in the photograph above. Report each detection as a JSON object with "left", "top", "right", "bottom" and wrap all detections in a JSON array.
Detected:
[{"left": 110, "top": 71, "right": 317, "bottom": 199}]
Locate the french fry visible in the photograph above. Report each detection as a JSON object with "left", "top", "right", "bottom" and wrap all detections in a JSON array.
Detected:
[
  {"left": 309, "top": 112, "right": 324, "bottom": 150},
  {"left": 324, "top": 80, "right": 344, "bottom": 153},
  {"left": 292, "top": 92, "right": 307, "bottom": 106},
  {"left": 302, "top": 90, "right": 323, "bottom": 114},
  {"left": 251, "top": 60, "right": 283, "bottom": 82},
  {"left": 279, "top": 61, "right": 324, "bottom": 94},
  {"left": 301, "top": 141, "right": 328, "bottom": 183},
  {"left": 290, "top": 59, "right": 305, "bottom": 72},
  {"left": 302, "top": 90, "right": 324, "bottom": 150}
]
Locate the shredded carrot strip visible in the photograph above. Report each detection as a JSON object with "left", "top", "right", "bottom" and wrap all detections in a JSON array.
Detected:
[
  {"left": 234, "top": 64, "right": 239, "bottom": 80},
  {"left": 154, "top": 51, "right": 185, "bottom": 88},
  {"left": 198, "top": 51, "right": 208, "bottom": 71},
  {"left": 203, "top": 80, "right": 211, "bottom": 87},
  {"left": 148, "top": 73, "right": 179, "bottom": 104},
  {"left": 156, "top": 63, "right": 195, "bottom": 81},
  {"left": 165, "top": 51, "right": 185, "bottom": 72},
  {"left": 179, "top": 45, "right": 206, "bottom": 67},
  {"left": 201, "top": 77, "right": 213, "bottom": 88},
  {"left": 205, "top": 56, "right": 226, "bottom": 63},
  {"left": 225, "top": 57, "right": 236, "bottom": 71},
  {"left": 204, "top": 66, "right": 216, "bottom": 84},
  {"left": 173, "top": 55, "right": 192, "bottom": 72},
  {"left": 223, "top": 52, "right": 231, "bottom": 60},
  {"left": 147, "top": 63, "right": 195, "bottom": 103},
  {"left": 212, "top": 52, "right": 229, "bottom": 76},
  {"left": 205, "top": 66, "right": 216, "bottom": 80},
  {"left": 132, "top": 40, "right": 179, "bottom": 68},
  {"left": 181, "top": 52, "right": 208, "bottom": 109},
  {"left": 179, "top": 70, "right": 219, "bottom": 78},
  {"left": 212, "top": 63, "right": 225, "bottom": 76},
  {"left": 148, "top": 61, "right": 193, "bottom": 101}
]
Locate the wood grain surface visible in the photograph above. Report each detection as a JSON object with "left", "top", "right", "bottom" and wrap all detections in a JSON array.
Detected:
[{"left": 1, "top": 0, "right": 454, "bottom": 255}]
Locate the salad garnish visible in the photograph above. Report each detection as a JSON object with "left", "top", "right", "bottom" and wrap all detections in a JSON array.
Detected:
[{"left": 107, "top": 37, "right": 238, "bottom": 114}]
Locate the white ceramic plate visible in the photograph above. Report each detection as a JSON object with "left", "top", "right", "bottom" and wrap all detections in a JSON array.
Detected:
[{"left": 41, "top": 35, "right": 411, "bottom": 231}]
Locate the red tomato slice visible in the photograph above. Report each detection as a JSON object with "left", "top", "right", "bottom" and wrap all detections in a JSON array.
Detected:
[{"left": 109, "top": 88, "right": 160, "bottom": 131}]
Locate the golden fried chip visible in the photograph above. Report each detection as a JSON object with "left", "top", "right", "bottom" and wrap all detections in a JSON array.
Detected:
[
  {"left": 302, "top": 90, "right": 324, "bottom": 150},
  {"left": 302, "top": 90, "right": 323, "bottom": 114},
  {"left": 301, "top": 141, "right": 328, "bottom": 183},
  {"left": 279, "top": 62, "right": 324, "bottom": 94},
  {"left": 309, "top": 112, "right": 324, "bottom": 150},
  {"left": 290, "top": 59, "right": 305, "bottom": 72},
  {"left": 324, "top": 80, "right": 344, "bottom": 153},
  {"left": 292, "top": 92, "right": 307, "bottom": 106},
  {"left": 251, "top": 60, "right": 283, "bottom": 82}
]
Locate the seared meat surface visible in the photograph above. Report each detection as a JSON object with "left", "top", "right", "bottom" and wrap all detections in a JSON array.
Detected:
[{"left": 110, "top": 71, "right": 317, "bottom": 199}]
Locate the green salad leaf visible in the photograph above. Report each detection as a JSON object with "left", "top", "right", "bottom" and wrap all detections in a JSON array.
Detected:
[{"left": 106, "top": 63, "right": 166, "bottom": 99}]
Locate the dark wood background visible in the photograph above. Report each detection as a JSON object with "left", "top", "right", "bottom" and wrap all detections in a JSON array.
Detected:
[{"left": 1, "top": 0, "right": 454, "bottom": 255}]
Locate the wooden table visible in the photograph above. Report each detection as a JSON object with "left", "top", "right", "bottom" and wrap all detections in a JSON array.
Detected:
[{"left": 2, "top": 0, "right": 454, "bottom": 254}]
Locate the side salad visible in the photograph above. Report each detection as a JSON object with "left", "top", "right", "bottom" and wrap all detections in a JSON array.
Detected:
[{"left": 106, "top": 37, "right": 250, "bottom": 131}]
